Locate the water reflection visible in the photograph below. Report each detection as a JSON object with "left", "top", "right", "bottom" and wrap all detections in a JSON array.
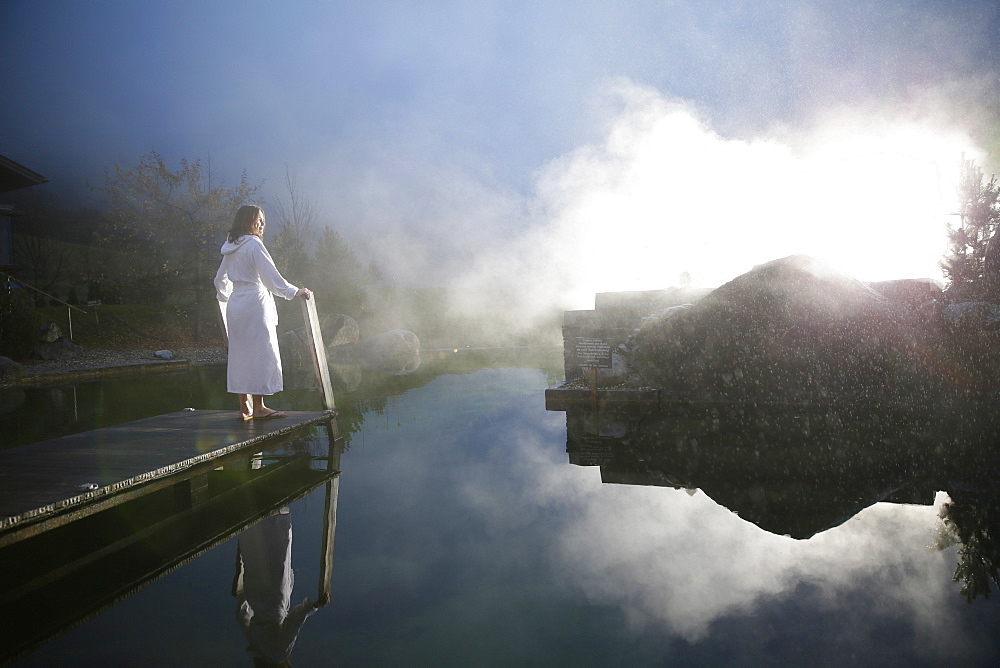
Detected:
[
  {"left": 939, "top": 491, "right": 1000, "bottom": 602},
  {"left": 5, "top": 352, "right": 998, "bottom": 664},
  {"left": 558, "top": 401, "right": 1000, "bottom": 601},
  {"left": 0, "top": 420, "right": 342, "bottom": 664},
  {"left": 234, "top": 508, "right": 330, "bottom": 666}
]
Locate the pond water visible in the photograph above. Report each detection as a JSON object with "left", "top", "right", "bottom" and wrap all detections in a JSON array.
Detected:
[{"left": 2, "top": 348, "right": 999, "bottom": 666}]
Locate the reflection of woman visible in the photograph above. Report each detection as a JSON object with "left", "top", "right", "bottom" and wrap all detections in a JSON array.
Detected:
[
  {"left": 215, "top": 205, "right": 312, "bottom": 420},
  {"left": 233, "top": 510, "right": 329, "bottom": 666}
]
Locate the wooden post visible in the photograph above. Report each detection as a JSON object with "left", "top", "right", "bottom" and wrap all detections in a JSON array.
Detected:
[{"left": 299, "top": 295, "right": 336, "bottom": 411}]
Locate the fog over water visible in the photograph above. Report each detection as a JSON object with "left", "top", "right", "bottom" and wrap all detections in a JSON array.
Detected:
[
  {"left": 2, "top": 1, "right": 998, "bottom": 315},
  {"left": 340, "top": 367, "right": 996, "bottom": 663},
  {"left": 452, "top": 417, "right": 981, "bottom": 661}
]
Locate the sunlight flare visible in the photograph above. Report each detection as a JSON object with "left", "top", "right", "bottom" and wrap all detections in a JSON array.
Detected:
[{"left": 534, "top": 84, "right": 978, "bottom": 308}]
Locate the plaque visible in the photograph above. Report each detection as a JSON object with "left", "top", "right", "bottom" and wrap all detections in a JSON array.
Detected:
[{"left": 572, "top": 337, "right": 613, "bottom": 369}]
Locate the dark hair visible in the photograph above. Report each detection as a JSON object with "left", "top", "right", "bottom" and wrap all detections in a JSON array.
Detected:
[{"left": 228, "top": 205, "right": 264, "bottom": 243}]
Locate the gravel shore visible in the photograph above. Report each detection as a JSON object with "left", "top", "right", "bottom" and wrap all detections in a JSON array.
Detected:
[{"left": 10, "top": 345, "right": 227, "bottom": 384}]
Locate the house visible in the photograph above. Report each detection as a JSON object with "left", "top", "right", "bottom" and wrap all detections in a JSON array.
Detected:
[{"left": 0, "top": 154, "right": 48, "bottom": 273}]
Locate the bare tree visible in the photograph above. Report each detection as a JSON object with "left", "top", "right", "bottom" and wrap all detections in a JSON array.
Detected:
[
  {"left": 92, "top": 150, "right": 264, "bottom": 338},
  {"left": 270, "top": 166, "right": 316, "bottom": 284},
  {"left": 13, "top": 234, "right": 75, "bottom": 304}
]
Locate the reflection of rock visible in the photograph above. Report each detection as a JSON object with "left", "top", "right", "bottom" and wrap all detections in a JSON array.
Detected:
[
  {"left": 328, "top": 363, "right": 363, "bottom": 393},
  {"left": 0, "top": 388, "right": 26, "bottom": 414},
  {"left": 631, "top": 255, "right": 962, "bottom": 403},
  {"left": 33, "top": 341, "right": 83, "bottom": 361},
  {"left": 0, "top": 356, "right": 24, "bottom": 385},
  {"left": 563, "top": 402, "right": 999, "bottom": 540},
  {"left": 278, "top": 314, "right": 360, "bottom": 392},
  {"left": 283, "top": 356, "right": 362, "bottom": 393},
  {"left": 279, "top": 316, "right": 419, "bottom": 387},
  {"left": 355, "top": 329, "right": 421, "bottom": 374}
]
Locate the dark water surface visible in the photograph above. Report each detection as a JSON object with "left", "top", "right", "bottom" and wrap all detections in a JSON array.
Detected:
[{"left": 3, "top": 349, "right": 999, "bottom": 666}]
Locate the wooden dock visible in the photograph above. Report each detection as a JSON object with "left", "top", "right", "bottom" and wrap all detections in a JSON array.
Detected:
[
  {"left": 0, "top": 417, "right": 344, "bottom": 663},
  {"left": 0, "top": 409, "right": 337, "bottom": 539}
]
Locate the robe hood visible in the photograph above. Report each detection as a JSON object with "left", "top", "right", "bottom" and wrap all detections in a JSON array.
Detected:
[{"left": 220, "top": 235, "right": 259, "bottom": 255}]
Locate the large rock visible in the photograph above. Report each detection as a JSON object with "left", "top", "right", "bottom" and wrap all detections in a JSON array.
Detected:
[
  {"left": 33, "top": 341, "right": 84, "bottom": 361},
  {"left": 868, "top": 278, "right": 943, "bottom": 310},
  {"left": 279, "top": 314, "right": 360, "bottom": 369},
  {"left": 0, "top": 356, "right": 24, "bottom": 385},
  {"left": 942, "top": 302, "right": 1000, "bottom": 330},
  {"left": 630, "top": 255, "right": 965, "bottom": 404},
  {"left": 940, "top": 302, "right": 1000, "bottom": 375},
  {"left": 355, "top": 329, "right": 421, "bottom": 374},
  {"left": 39, "top": 322, "right": 63, "bottom": 344}
]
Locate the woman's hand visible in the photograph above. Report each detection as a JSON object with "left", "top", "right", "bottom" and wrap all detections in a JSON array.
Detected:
[{"left": 296, "top": 288, "right": 312, "bottom": 300}]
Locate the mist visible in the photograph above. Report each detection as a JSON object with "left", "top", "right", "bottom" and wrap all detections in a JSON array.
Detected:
[
  {"left": 4, "top": 1, "right": 998, "bottom": 335},
  {"left": 303, "top": 79, "right": 981, "bottom": 333}
]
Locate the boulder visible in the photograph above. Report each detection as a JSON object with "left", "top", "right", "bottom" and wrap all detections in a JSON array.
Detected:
[
  {"left": 942, "top": 302, "right": 1000, "bottom": 330},
  {"left": 33, "top": 341, "right": 84, "bottom": 361},
  {"left": 868, "top": 278, "right": 944, "bottom": 310},
  {"left": 940, "top": 302, "right": 1000, "bottom": 376},
  {"left": 630, "top": 255, "right": 965, "bottom": 404},
  {"left": 355, "top": 329, "right": 421, "bottom": 374},
  {"left": 279, "top": 314, "right": 360, "bottom": 369},
  {"left": 39, "top": 322, "right": 63, "bottom": 344},
  {"left": 153, "top": 349, "right": 174, "bottom": 360},
  {"left": 0, "top": 356, "right": 24, "bottom": 385}
]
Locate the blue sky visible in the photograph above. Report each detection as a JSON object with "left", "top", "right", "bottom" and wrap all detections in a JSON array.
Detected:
[{"left": 3, "top": 0, "right": 999, "bottom": 302}]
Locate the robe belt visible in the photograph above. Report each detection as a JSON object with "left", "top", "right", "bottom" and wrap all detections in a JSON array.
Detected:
[{"left": 231, "top": 282, "right": 265, "bottom": 293}]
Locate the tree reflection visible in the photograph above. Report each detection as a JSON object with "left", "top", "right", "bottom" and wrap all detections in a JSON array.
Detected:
[{"left": 939, "top": 491, "right": 1000, "bottom": 601}]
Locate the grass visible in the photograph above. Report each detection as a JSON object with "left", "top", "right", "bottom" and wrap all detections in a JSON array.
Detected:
[
  {"left": 29, "top": 304, "right": 224, "bottom": 349},
  {"left": 27, "top": 299, "right": 564, "bottom": 351}
]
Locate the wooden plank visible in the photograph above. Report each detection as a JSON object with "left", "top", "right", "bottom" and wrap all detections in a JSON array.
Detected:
[
  {"left": 300, "top": 295, "right": 337, "bottom": 411},
  {"left": 0, "top": 409, "right": 336, "bottom": 532}
]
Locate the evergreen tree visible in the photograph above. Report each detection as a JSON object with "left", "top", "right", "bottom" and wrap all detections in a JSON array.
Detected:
[
  {"left": 268, "top": 170, "right": 383, "bottom": 320},
  {"left": 941, "top": 157, "right": 1000, "bottom": 299},
  {"left": 314, "top": 227, "right": 367, "bottom": 313}
]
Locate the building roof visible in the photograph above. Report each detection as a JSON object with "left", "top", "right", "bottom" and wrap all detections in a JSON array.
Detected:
[{"left": 0, "top": 154, "right": 48, "bottom": 193}]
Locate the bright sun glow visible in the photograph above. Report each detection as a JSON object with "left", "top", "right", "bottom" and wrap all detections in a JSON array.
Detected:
[{"left": 521, "top": 84, "right": 978, "bottom": 309}]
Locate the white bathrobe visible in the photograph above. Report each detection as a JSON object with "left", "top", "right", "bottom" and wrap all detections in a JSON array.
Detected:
[{"left": 214, "top": 235, "right": 299, "bottom": 395}]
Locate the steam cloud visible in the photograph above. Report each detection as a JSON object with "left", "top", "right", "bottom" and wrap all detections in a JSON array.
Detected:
[{"left": 314, "top": 79, "right": 982, "bottom": 327}]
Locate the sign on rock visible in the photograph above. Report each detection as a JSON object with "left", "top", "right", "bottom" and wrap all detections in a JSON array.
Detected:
[{"left": 571, "top": 337, "right": 613, "bottom": 369}]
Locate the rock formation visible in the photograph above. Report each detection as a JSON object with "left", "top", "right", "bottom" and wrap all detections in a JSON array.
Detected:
[{"left": 629, "top": 255, "right": 980, "bottom": 405}]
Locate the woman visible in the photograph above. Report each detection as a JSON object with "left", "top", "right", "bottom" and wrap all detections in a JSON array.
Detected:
[{"left": 215, "top": 205, "right": 311, "bottom": 420}]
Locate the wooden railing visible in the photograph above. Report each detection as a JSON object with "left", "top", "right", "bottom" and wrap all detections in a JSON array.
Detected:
[
  {"left": 299, "top": 294, "right": 336, "bottom": 412},
  {"left": 300, "top": 293, "right": 339, "bottom": 598}
]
